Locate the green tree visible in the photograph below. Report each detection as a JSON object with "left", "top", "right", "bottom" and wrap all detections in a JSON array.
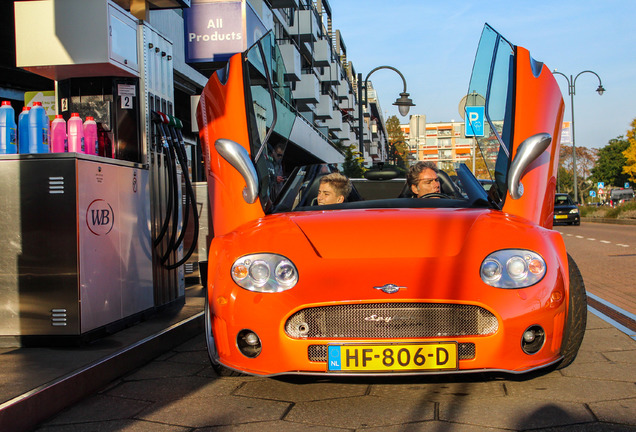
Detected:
[
  {"left": 559, "top": 144, "right": 597, "bottom": 202},
  {"left": 622, "top": 118, "right": 636, "bottom": 182},
  {"left": 342, "top": 144, "right": 365, "bottom": 178},
  {"left": 590, "top": 137, "right": 630, "bottom": 188},
  {"left": 386, "top": 115, "right": 409, "bottom": 168}
]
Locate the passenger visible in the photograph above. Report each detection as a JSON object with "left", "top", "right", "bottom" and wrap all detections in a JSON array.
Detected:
[
  {"left": 317, "top": 172, "right": 352, "bottom": 205},
  {"left": 406, "top": 161, "right": 441, "bottom": 198}
]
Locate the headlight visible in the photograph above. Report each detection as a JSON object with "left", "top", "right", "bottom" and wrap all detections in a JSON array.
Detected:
[
  {"left": 231, "top": 253, "right": 298, "bottom": 292},
  {"left": 480, "top": 249, "right": 546, "bottom": 288},
  {"left": 569, "top": 208, "right": 579, "bottom": 214}
]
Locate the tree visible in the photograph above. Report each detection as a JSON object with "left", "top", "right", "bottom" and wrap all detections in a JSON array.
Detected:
[
  {"left": 622, "top": 118, "right": 636, "bottom": 182},
  {"left": 342, "top": 144, "right": 365, "bottom": 179},
  {"left": 386, "top": 115, "right": 409, "bottom": 168},
  {"left": 590, "top": 137, "right": 630, "bottom": 188},
  {"left": 558, "top": 144, "right": 597, "bottom": 202}
]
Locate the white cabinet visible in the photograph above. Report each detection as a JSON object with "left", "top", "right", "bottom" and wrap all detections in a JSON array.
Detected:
[{"left": 15, "top": 0, "right": 139, "bottom": 80}]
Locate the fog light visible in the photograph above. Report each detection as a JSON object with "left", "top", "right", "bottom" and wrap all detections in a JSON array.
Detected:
[
  {"left": 237, "top": 329, "right": 261, "bottom": 358},
  {"left": 521, "top": 325, "right": 545, "bottom": 354}
]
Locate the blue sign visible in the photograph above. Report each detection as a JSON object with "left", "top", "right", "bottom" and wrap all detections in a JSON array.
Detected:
[
  {"left": 184, "top": 1, "right": 245, "bottom": 63},
  {"left": 589, "top": 190, "right": 596, "bottom": 197},
  {"left": 625, "top": 182, "right": 630, "bottom": 188},
  {"left": 597, "top": 182, "right": 604, "bottom": 189},
  {"left": 465, "top": 106, "right": 485, "bottom": 137}
]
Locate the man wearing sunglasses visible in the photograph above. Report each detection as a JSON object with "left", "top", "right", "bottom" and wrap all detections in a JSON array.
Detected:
[{"left": 407, "top": 161, "right": 441, "bottom": 198}]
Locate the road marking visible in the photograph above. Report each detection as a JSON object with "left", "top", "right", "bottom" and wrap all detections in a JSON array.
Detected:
[
  {"left": 555, "top": 229, "right": 631, "bottom": 249},
  {"left": 617, "top": 244, "right": 630, "bottom": 248},
  {"left": 575, "top": 235, "right": 584, "bottom": 239},
  {"left": 600, "top": 240, "right": 611, "bottom": 244},
  {"left": 587, "top": 238, "right": 596, "bottom": 241}
]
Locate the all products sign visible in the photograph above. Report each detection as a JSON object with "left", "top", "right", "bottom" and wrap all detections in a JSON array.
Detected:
[
  {"left": 185, "top": 1, "right": 244, "bottom": 63},
  {"left": 184, "top": 0, "right": 267, "bottom": 63}
]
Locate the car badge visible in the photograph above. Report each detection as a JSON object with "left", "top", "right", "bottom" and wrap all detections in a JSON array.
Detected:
[{"left": 374, "top": 284, "right": 406, "bottom": 294}]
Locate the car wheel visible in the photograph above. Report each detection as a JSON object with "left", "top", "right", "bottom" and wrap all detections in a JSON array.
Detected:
[
  {"left": 556, "top": 254, "right": 587, "bottom": 369},
  {"left": 574, "top": 220, "right": 580, "bottom": 226},
  {"left": 204, "top": 296, "right": 245, "bottom": 377}
]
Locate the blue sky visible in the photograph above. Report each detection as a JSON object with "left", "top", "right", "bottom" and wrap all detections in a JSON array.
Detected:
[{"left": 328, "top": 0, "right": 636, "bottom": 149}]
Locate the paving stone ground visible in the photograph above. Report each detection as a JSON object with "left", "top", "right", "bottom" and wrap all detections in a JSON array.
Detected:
[{"left": 33, "top": 312, "right": 636, "bottom": 432}]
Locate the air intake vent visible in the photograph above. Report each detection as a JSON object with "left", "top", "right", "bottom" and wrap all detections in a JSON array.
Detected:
[
  {"left": 48, "top": 177, "right": 65, "bottom": 194},
  {"left": 51, "top": 309, "right": 67, "bottom": 326}
]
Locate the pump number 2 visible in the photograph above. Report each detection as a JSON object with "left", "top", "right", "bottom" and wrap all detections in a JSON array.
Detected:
[{"left": 121, "top": 95, "right": 133, "bottom": 109}]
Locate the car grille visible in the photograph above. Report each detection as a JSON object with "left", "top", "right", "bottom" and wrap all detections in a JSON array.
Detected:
[
  {"left": 307, "top": 343, "right": 477, "bottom": 361},
  {"left": 285, "top": 303, "right": 498, "bottom": 339}
]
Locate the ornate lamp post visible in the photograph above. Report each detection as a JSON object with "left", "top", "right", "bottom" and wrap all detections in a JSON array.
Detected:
[
  {"left": 552, "top": 69, "right": 605, "bottom": 203},
  {"left": 357, "top": 66, "right": 415, "bottom": 157}
]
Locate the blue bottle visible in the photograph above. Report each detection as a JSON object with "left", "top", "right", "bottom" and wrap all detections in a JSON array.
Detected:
[
  {"left": 18, "top": 106, "right": 30, "bottom": 153},
  {"left": 28, "top": 102, "right": 49, "bottom": 153},
  {"left": 0, "top": 101, "right": 17, "bottom": 154}
]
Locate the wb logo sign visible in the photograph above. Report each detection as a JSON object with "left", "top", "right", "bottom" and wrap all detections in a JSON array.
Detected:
[
  {"left": 465, "top": 106, "right": 485, "bottom": 137},
  {"left": 86, "top": 199, "right": 115, "bottom": 236}
]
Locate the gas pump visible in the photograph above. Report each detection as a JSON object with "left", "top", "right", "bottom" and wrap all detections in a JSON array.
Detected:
[{"left": 0, "top": 1, "right": 198, "bottom": 345}]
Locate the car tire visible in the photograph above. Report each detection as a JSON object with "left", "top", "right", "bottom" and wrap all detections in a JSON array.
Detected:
[
  {"left": 204, "top": 296, "right": 246, "bottom": 377},
  {"left": 574, "top": 220, "right": 580, "bottom": 226},
  {"left": 556, "top": 254, "right": 587, "bottom": 369}
]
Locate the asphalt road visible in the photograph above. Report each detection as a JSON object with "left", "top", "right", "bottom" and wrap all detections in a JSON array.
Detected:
[
  {"left": 32, "top": 222, "right": 636, "bottom": 432},
  {"left": 553, "top": 221, "right": 636, "bottom": 316}
]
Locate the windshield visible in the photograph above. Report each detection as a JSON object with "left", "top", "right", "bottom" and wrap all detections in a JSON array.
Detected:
[
  {"left": 464, "top": 24, "right": 515, "bottom": 206},
  {"left": 271, "top": 163, "right": 492, "bottom": 213},
  {"left": 555, "top": 194, "right": 575, "bottom": 206},
  {"left": 244, "top": 32, "right": 295, "bottom": 212}
]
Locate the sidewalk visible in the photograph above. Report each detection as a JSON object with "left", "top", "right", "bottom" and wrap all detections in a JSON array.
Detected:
[{"left": 0, "top": 283, "right": 205, "bottom": 432}]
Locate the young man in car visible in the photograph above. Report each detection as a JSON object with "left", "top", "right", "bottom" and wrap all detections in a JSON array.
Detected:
[
  {"left": 407, "top": 161, "right": 441, "bottom": 197},
  {"left": 317, "top": 172, "right": 352, "bottom": 205}
]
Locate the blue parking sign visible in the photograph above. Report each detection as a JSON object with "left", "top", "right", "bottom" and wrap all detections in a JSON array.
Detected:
[{"left": 465, "top": 106, "right": 485, "bottom": 137}]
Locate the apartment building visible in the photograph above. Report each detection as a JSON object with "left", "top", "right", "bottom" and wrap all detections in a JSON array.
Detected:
[{"left": 402, "top": 114, "right": 473, "bottom": 170}]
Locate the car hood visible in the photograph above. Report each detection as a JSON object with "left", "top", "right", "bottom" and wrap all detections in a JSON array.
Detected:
[{"left": 287, "top": 208, "right": 512, "bottom": 259}]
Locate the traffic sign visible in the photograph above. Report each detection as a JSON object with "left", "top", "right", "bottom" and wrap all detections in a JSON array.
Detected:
[
  {"left": 465, "top": 106, "right": 485, "bottom": 137},
  {"left": 589, "top": 191, "right": 596, "bottom": 197},
  {"left": 597, "top": 182, "right": 604, "bottom": 189}
]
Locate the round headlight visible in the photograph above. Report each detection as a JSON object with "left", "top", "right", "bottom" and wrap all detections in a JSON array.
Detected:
[
  {"left": 481, "top": 259, "right": 502, "bottom": 282},
  {"left": 275, "top": 260, "right": 297, "bottom": 285},
  {"left": 506, "top": 256, "right": 528, "bottom": 280},
  {"left": 249, "top": 260, "right": 270, "bottom": 285}
]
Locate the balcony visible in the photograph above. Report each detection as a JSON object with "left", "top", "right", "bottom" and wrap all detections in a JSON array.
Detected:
[
  {"left": 315, "top": 94, "right": 334, "bottom": 120},
  {"left": 320, "top": 63, "right": 339, "bottom": 85},
  {"left": 292, "top": 72, "right": 320, "bottom": 104},
  {"left": 289, "top": 9, "right": 319, "bottom": 43},
  {"left": 336, "top": 78, "right": 351, "bottom": 100},
  {"left": 278, "top": 43, "right": 301, "bottom": 82},
  {"left": 313, "top": 38, "right": 331, "bottom": 67},
  {"left": 269, "top": 0, "right": 299, "bottom": 8},
  {"left": 325, "top": 113, "right": 343, "bottom": 132}
]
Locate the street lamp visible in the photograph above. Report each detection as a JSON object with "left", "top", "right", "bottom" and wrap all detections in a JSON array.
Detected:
[
  {"left": 552, "top": 69, "right": 605, "bottom": 203},
  {"left": 357, "top": 66, "right": 415, "bottom": 157}
]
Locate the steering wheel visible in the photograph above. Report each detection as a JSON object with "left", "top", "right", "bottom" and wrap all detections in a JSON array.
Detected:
[{"left": 419, "top": 192, "right": 452, "bottom": 199}]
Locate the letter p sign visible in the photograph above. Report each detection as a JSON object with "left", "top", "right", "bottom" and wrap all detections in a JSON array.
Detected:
[{"left": 465, "top": 106, "right": 485, "bottom": 137}]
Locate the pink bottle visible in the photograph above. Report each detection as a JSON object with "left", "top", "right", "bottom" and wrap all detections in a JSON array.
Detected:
[
  {"left": 50, "top": 115, "right": 67, "bottom": 153},
  {"left": 67, "top": 112, "right": 85, "bottom": 153},
  {"left": 83, "top": 116, "right": 98, "bottom": 155}
]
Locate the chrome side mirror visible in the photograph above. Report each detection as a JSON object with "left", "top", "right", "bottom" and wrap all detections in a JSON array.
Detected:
[
  {"left": 215, "top": 139, "right": 259, "bottom": 204},
  {"left": 507, "top": 133, "right": 552, "bottom": 200}
]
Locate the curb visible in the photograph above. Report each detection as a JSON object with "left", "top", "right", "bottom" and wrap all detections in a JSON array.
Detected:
[
  {"left": 0, "top": 312, "right": 204, "bottom": 432},
  {"left": 582, "top": 217, "right": 636, "bottom": 226}
]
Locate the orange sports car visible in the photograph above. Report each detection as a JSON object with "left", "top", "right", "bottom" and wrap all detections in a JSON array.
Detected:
[{"left": 196, "top": 25, "right": 586, "bottom": 377}]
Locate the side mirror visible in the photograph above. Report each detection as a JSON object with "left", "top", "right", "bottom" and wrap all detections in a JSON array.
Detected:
[
  {"left": 215, "top": 139, "right": 259, "bottom": 204},
  {"left": 507, "top": 133, "right": 551, "bottom": 200}
]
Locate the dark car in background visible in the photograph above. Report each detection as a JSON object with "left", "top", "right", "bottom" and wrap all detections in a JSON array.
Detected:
[{"left": 554, "top": 193, "right": 580, "bottom": 226}]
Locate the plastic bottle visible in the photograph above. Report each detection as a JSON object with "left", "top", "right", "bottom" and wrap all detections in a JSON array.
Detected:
[
  {"left": 83, "top": 116, "right": 98, "bottom": 156},
  {"left": 0, "top": 101, "right": 17, "bottom": 154},
  {"left": 18, "top": 106, "right": 30, "bottom": 153},
  {"left": 50, "top": 115, "right": 68, "bottom": 153},
  {"left": 67, "top": 112, "right": 85, "bottom": 153},
  {"left": 28, "top": 102, "right": 49, "bottom": 153}
]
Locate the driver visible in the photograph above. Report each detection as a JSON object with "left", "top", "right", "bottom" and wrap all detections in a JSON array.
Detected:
[{"left": 407, "top": 161, "right": 441, "bottom": 198}]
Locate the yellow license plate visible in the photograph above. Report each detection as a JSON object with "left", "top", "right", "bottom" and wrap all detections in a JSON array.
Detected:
[
  {"left": 555, "top": 215, "right": 568, "bottom": 219},
  {"left": 327, "top": 343, "right": 458, "bottom": 372}
]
